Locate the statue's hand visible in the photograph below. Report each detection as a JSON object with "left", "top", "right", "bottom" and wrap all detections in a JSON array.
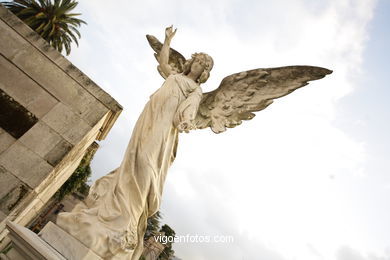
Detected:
[
  {"left": 177, "top": 120, "right": 194, "bottom": 133},
  {"left": 165, "top": 25, "right": 177, "bottom": 41}
]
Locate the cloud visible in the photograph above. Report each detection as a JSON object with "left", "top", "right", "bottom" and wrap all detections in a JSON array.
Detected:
[
  {"left": 161, "top": 168, "right": 289, "bottom": 260},
  {"left": 336, "top": 246, "right": 390, "bottom": 260}
]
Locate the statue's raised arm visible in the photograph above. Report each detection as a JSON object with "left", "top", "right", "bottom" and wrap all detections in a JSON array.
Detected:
[{"left": 147, "top": 26, "right": 186, "bottom": 79}]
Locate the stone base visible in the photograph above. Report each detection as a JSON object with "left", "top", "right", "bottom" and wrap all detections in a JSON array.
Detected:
[{"left": 3, "top": 221, "right": 102, "bottom": 260}]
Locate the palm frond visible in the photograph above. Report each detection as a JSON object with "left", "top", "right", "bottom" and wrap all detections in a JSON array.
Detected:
[{"left": 2, "top": 0, "right": 85, "bottom": 55}]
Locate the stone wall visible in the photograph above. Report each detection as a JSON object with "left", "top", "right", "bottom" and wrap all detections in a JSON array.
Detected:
[{"left": 0, "top": 5, "right": 122, "bottom": 248}]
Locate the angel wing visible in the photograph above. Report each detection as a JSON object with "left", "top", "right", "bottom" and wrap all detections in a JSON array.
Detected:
[
  {"left": 146, "top": 34, "right": 186, "bottom": 79},
  {"left": 195, "top": 66, "right": 332, "bottom": 133}
]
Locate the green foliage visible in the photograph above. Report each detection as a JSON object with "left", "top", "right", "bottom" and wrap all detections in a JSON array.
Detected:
[
  {"left": 159, "top": 224, "right": 175, "bottom": 238},
  {"left": 54, "top": 143, "right": 97, "bottom": 200},
  {"left": 144, "top": 211, "right": 162, "bottom": 240},
  {"left": 1, "top": 0, "right": 86, "bottom": 55},
  {"left": 143, "top": 212, "right": 176, "bottom": 259},
  {"left": 158, "top": 224, "right": 175, "bottom": 260},
  {"left": 55, "top": 163, "right": 91, "bottom": 200}
]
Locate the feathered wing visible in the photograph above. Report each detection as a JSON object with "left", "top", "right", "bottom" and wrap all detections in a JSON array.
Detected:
[
  {"left": 146, "top": 34, "right": 187, "bottom": 79},
  {"left": 195, "top": 66, "right": 332, "bottom": 133}
]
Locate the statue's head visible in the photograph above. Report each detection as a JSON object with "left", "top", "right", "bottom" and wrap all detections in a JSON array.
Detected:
[{"left": 183, "top": 53, "right": 214, "bottom": 84}]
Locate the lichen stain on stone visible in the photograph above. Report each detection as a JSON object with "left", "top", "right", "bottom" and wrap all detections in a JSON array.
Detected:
[
  {"left": 66, "top": 64, "right": 77, "bottom": 72},
  {"left": 0, "top": 185, "right": 29, "bottom": 214},
  {"left": 42, "top": 44, "right": 51, "bottom": 52},
  {"left": 7, "top": 185, "right": 28, "bottom": 211},
  {"left": 27, "top": 31, "right": 37, "bottom": 39}
]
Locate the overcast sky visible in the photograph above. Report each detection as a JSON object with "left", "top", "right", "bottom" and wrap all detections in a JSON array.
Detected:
[{"left": 67, "top": 0, "right": 390, "bottom": 259}]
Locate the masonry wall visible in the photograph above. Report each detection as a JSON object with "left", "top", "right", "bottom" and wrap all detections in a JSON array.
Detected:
[{"left": 0, "top": 5, "right": 122, "bottom": 247}]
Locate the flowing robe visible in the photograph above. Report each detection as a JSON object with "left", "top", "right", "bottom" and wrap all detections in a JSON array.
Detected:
[{"left": 57, "top": 74, "right": 202, "bottom": 259}]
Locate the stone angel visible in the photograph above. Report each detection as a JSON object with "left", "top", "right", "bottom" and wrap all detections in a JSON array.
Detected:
[
  {"left": 147, "top": 26, "right": 332, "bottom": 134},
  {"left": 57, "top": 26, "right": 332, "bottom": 260}
]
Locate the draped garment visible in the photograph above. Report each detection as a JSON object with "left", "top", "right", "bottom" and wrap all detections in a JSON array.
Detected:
[{"left": 57, "top": 74, "right": 201, "bottom": 259}]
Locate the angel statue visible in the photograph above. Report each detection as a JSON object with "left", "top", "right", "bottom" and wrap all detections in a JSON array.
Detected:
[{"left": 57, "top": 26, "right": 332, "bottom": 259}]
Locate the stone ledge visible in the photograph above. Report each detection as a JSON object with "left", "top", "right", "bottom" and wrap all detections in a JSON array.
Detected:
[
  {"left": 2, "top": 221, "right": 102, "bottom": 259},
  {"left": 5, "top": 221, "right": 66, "bottom": 259},
  {"left": 39, "top": 222, "right": 102, "bottom": 260}
]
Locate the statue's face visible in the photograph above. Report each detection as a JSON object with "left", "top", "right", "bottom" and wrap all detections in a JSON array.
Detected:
[{"left": 190, "top": 59, "right": 205, "bottom": 80}]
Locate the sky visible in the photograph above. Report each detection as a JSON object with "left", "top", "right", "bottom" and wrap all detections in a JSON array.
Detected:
[{"left": 67, "top": 0, "right": 390, "bottom": 259}]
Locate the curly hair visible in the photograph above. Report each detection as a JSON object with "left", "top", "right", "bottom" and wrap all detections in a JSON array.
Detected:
[{"left": 183, "top": 52, "right": 214, "bottom": 84}]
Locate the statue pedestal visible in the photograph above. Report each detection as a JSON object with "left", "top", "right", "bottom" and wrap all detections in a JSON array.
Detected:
[{"left": 3, "top": 221, "right": 102, "bottom": 260}]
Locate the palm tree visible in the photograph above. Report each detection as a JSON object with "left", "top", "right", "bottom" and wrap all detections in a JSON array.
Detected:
[{"left": 1, "top": 0, "right": 86, "bottom": 55}]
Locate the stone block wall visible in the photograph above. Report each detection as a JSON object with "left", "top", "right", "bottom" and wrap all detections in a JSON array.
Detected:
[{"left": 0, "top": 5, "right": 122, "bottom": 247}]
